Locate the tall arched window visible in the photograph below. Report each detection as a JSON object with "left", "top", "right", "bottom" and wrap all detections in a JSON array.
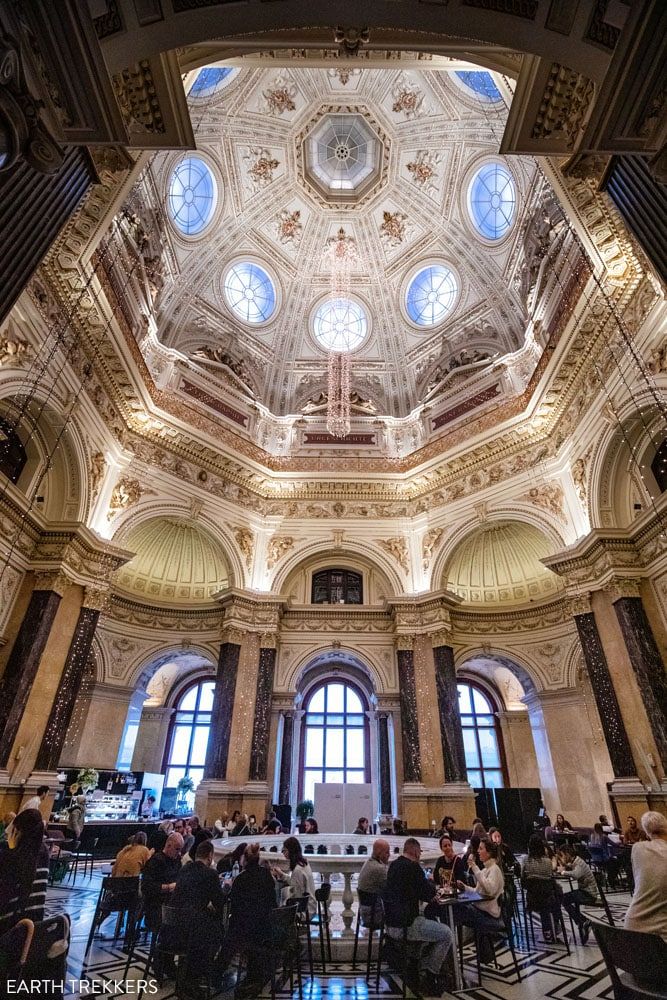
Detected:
[
  {"left": 301, "top": 680, "right": 370, "bottom": 802},
  {"left": 164, "top": 679, "right": 215, "bottom": 792},
  {"left": 457, "top": 682, "right": 507, "bottom": 789},
  {"left": 311, "top": 569, "right": 363, "bottom": 604}
]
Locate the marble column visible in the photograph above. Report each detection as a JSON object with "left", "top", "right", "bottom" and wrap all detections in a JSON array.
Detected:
[
  {"left": 249, "top": 645, "right": 277, "bottom": 782},
  {"left": 204, "top": 640, "right": 241, "bottom": 781},
  {"left": 377, "top": 712, "right": 392, "bottom": 815},
  {"left": 573, "top": 607, "right": 636, "bottom": 777},
  {"left": 613, "top": 593, "right": 667, "bottom": 770},
  {"left": 35, "top": 595, "right": 103, "bottom": 772},
  {"left": 0, "top": 576, "right": 65, "bottom": 768},
  {"left": 397, "top": 647, "right": 422, "bottom": 783},
  {"left": 433, "top": 644, "right": 467, "bottom": 783},
  {"left": 278, "top": 711, "right": 295, "bottom": 804}
]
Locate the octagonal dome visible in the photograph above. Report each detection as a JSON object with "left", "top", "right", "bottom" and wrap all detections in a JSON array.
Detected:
[{"left": 303, "top": 112, "right": 384, "bottom": 204}]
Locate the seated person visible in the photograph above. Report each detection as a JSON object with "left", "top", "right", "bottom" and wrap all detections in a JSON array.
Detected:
[
  {"left": 112, "top": 831, "right": 153, "bottom": 876},
  {"left": 358, "top": 839, "right": 390, "bottom": 921},
  {"left": 141, "top": 832, "right": 183, "bottom": 932},
  {"left": 271, "top": 836, "right": 316, "bottom": 915},
  {"left": 437, "top": 816, "right": 457, "bottom": 840},
  {"left": 354, "top": 817, "right": 370, "bottom": 835},
  {"left": 432, "top": 835, "right": 466, "bottom": 888},
  {"left": 0, "top": 809, "right": 49, "bottom": 933},
  {"left": 231, "top": 813, "right": 250, "bottom": 838},
  {"left": 169, "top": 839, "right": 227, "bottom": 983},
  {"left": 455, "top": 838, "right": 504, "bottom": 934},
  {"left": 463, "top": 834, "right": 481, "bottom": 880},
  {"left": 521, "top": 834, "right": 562, "bottom": 943},
  {"left": 304, "top": 817, "right": 319, "bottom": 835},
  {"left": 553, "top": 814, "right": 573, "bottom": 833},
  {"left": 261, "top": 811, "right": 282, "bottom": 834},
  {"left": 188, "top": 816, "right": 213, "bottom": 860},
  {"left": 623, "top": 815, "right": 647, "bottom": 845},
  {"left": 383, "top": 837, "right": 453, "bottom": 996},
  {"left": 224, "top": 843, "right": 277, "bottom": 993},
  {"left": 557, "top": 845, "right": 597, "bottom": 943},
  {"left": 392, "top": 818, "right": 405, "bottom": 836},
  {"left": 471, "top": 819, "right": 487, "bottom": 839},
  {"left": 624, "top": 811, "right": 667, "bottom": 943},
  {"left": 488, "top": 828, "right": 518, "bottom": 875},
  {"left": 216, "top": 841, "right": 247, "bottom": 875},
  {"left": 246, "top": 814, "right": 260, "bottom": 835}
]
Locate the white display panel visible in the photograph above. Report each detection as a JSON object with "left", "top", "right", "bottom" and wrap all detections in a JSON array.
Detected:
[{"left": 314, "top": 782, "right": 372, "bottom": 832}]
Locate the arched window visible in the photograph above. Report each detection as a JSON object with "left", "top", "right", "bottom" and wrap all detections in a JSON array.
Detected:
[
  {"left": 312, "top": 569, "right": 363, "bottom": 604},
  {"left": 164, "top": 679, "right": 215, "bottom": 792},
  {"left": 301, "top": 680, "right": 370, "bottom": 802},
  {"left": 0, "top": 418, "right": 27, "bottom": 485},
  {"left": 651, "top": 439, "right": 667, "bottom": 492},
  {"left": 457, "top": 681, "right": 507, "bottom": 789}
]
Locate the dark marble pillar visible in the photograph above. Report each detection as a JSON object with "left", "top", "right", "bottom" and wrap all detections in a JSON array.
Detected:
[
  {"left": 433, "top": 644, "right": 468, "bottom": 782},
  {"left": 0, "top": 587, "right": 62, "bottom": 768},
  {"left": 397, "top": 648, "right": 422, "bottom": 783},
  {"left": 249, "top": 646, "right": 276, "bottom": 782},
  {"left": 574, "top": 611, "right": 636, "bottom": 777},
  {"left": 613, "top": 596, "right": 667, "bottom": 769},
  {"left": 204, "top": 641, "right": 241, "bottom": 781},
  {"left": 278, "top": 712, "right": 294, "bottom": 804},
  {"left": 35, "top": 605, "right": 101, "bottom": 772},
  {"left": 377, "top": 712, "right": 392, "bottom": 814}
]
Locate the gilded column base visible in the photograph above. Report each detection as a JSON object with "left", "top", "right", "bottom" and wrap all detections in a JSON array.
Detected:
[
  {"left": 400, "top": 782, "right": 476, "bottom": 832},
  {"left": 195, "top": 779, "right": 270, "bottom": 828}
]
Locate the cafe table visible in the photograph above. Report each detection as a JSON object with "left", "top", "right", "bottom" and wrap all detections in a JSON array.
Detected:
[{"left": 432, "top": 888, "right": 482, "bottom": 991}]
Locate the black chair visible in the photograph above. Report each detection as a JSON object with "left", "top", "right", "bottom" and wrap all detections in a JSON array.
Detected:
[
  {"left": 66, "top": 836, "right": 99, "bottom": 883},
  {"left": 0, "top": 918, "right": 34, "bottom": 990},
  {"left": 591, "top": 919, "right": 667, "bottom": 1000},
  {"left": 294, "top": 895, "right": 314, "bottom": 980},
  {"left": 83, "top": 876, "right": 141, "bottom": 964},
  {"left": 522, "top": 877, "right": 570, "bottom": 954},
  {"left": 312, "top": 884, "right": 332, "bottom": 969},
  {"left": 461, "top": 894, "right": 522, "bottom": 987},
  {"left": 352, "top": 890, "right": 384, "bottom": 989},
  {"left": 23, "top": 915, "right": 71, "bottom": 998},
  {"left": 251, "top": 904, "right": 303, "bottom": 1000},
  {"left": 591, "top": 869, "right": 616, "bottom": 926}
]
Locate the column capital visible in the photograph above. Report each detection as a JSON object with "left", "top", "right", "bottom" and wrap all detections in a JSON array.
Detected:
[
  {"left": 604, "top": 577, "right": 643, "bottom": 602},
  {"left": 568, "top": 592, "right": 593, "bottom": 616},
  {"left": 33, "top": 569, "right": 70, "bottom": 596},
  {"left": 394, "top": 635, "right": 413, "bottom": 650},
  {"left": 214, "top": 588, "right": 286, "bottom": 639},
  {"left": 388, "top": 591, "right": 454, "bottom": 641},
  {"left": 82, "top": 586, "right": 109, "bottom": 612}
]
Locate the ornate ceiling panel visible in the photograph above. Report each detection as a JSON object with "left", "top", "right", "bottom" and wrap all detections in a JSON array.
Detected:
[{"left": 136, "top": 64, "right": 545, "bottom": 419}]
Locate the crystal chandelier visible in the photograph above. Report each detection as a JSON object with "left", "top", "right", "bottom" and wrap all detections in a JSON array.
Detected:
[{"left": 325, "top": 227, "right": 358, "bottom": 438}]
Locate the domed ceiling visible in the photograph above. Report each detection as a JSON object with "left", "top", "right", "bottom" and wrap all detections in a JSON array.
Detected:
[
  {"left": 444, "top": 521, "right": 564, "bottom": 607},
  {"left": 136, "top": 61, "right": 555, "bottom": 422},
  {"left": 115, "top": 517, "right": 229, "bottom": 605}
]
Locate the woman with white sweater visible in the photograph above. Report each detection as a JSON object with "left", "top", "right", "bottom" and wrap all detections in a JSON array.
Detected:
[
  {"left": 272, "top": 836, "right": 317, "bottom": 916},
  {"left": 454, "top": 838, "right": 505, "bottom": 961}
]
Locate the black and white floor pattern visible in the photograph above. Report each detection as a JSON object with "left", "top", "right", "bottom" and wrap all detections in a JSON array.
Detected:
[{"left": 44, "top": 871, "right": 627, "bottom": 1000}]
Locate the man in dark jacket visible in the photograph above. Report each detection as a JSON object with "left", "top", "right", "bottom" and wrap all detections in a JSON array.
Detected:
[
  {"left": 141, "top": 832, "right": 183, "bottom": 931},
  {"left": 383, "top": 838, "right": 453, "bottom": 995},
  {"left": 169, "top": 840, "right": 227, "bottom": 986}
]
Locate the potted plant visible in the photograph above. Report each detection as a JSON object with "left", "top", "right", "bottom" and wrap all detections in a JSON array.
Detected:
[
  {"left": 76, "top": 768, "right": 99, "bottom": 794},
  {"left": 295, "top": 799, "right": 314, "bottom": 833},
  {"left": 176, "top": 775, "right": 195, "bottom": 813}
]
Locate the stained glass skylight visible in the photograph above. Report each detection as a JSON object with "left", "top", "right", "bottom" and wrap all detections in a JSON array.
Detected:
[
  {"left": 167, "top": 157, "right": 217, "bottom": 236},
  {"left": 405, "top": 265, "right": 458, "bottom": 327},
  {"left": 313, "top": 298, "right": 368, "bottom": 352},
  {"left": 189, "top": 67, "right": 236, "bottom": 99},
  {"left": 223, "top": 262, "right": 277, "bottom": 324},
  {"left": 454, "top": 71, "right": 502, "bottom": 103},
  {"left": 468, "top": 162, "right": 516, "bottom": 241}
]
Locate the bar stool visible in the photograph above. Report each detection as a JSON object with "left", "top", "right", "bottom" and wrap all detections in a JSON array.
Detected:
[
  {"left": 67, "top": 837, "right": 99, "bottom": 883},
  {"left": 352, "top": 890, "right": 384, "bottom": 988},
  {"left": 312, "top": 884, "right": 332, "bottom": 969},
  {"left": 295, "top": 895, "right": 314, "bottom": 979}
]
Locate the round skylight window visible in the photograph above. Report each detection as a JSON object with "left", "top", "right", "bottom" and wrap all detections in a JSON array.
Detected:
[
  {"left": 313, "top": 298, "right": 368, "bottom": 352},
  {"left": 189, "top": 66, "right": 236, "bottom": 99},
  {"left": 223, "top": 262, "right": 277, "bottom": 324},
  {"left": 168, "top": 157, "right": 217, "bottom": 236},
  {"left": 468, "top": 161, "right": 516, "bottom": 241},
  {"left": 454, "top": 71, "right": 502, "bottom": 103},
  {"left": 405, "top": 265, "right": 458, "bottom": 327}
]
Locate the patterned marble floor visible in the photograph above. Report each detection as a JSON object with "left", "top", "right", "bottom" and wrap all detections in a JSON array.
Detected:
[{"left": 43, "top": 869, "right": 627, "bottom": 1000}]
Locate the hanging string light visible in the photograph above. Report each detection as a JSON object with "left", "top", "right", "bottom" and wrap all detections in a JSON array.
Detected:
[{"left": 324, "top": 227, "right": 359, "bottom": 438}]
